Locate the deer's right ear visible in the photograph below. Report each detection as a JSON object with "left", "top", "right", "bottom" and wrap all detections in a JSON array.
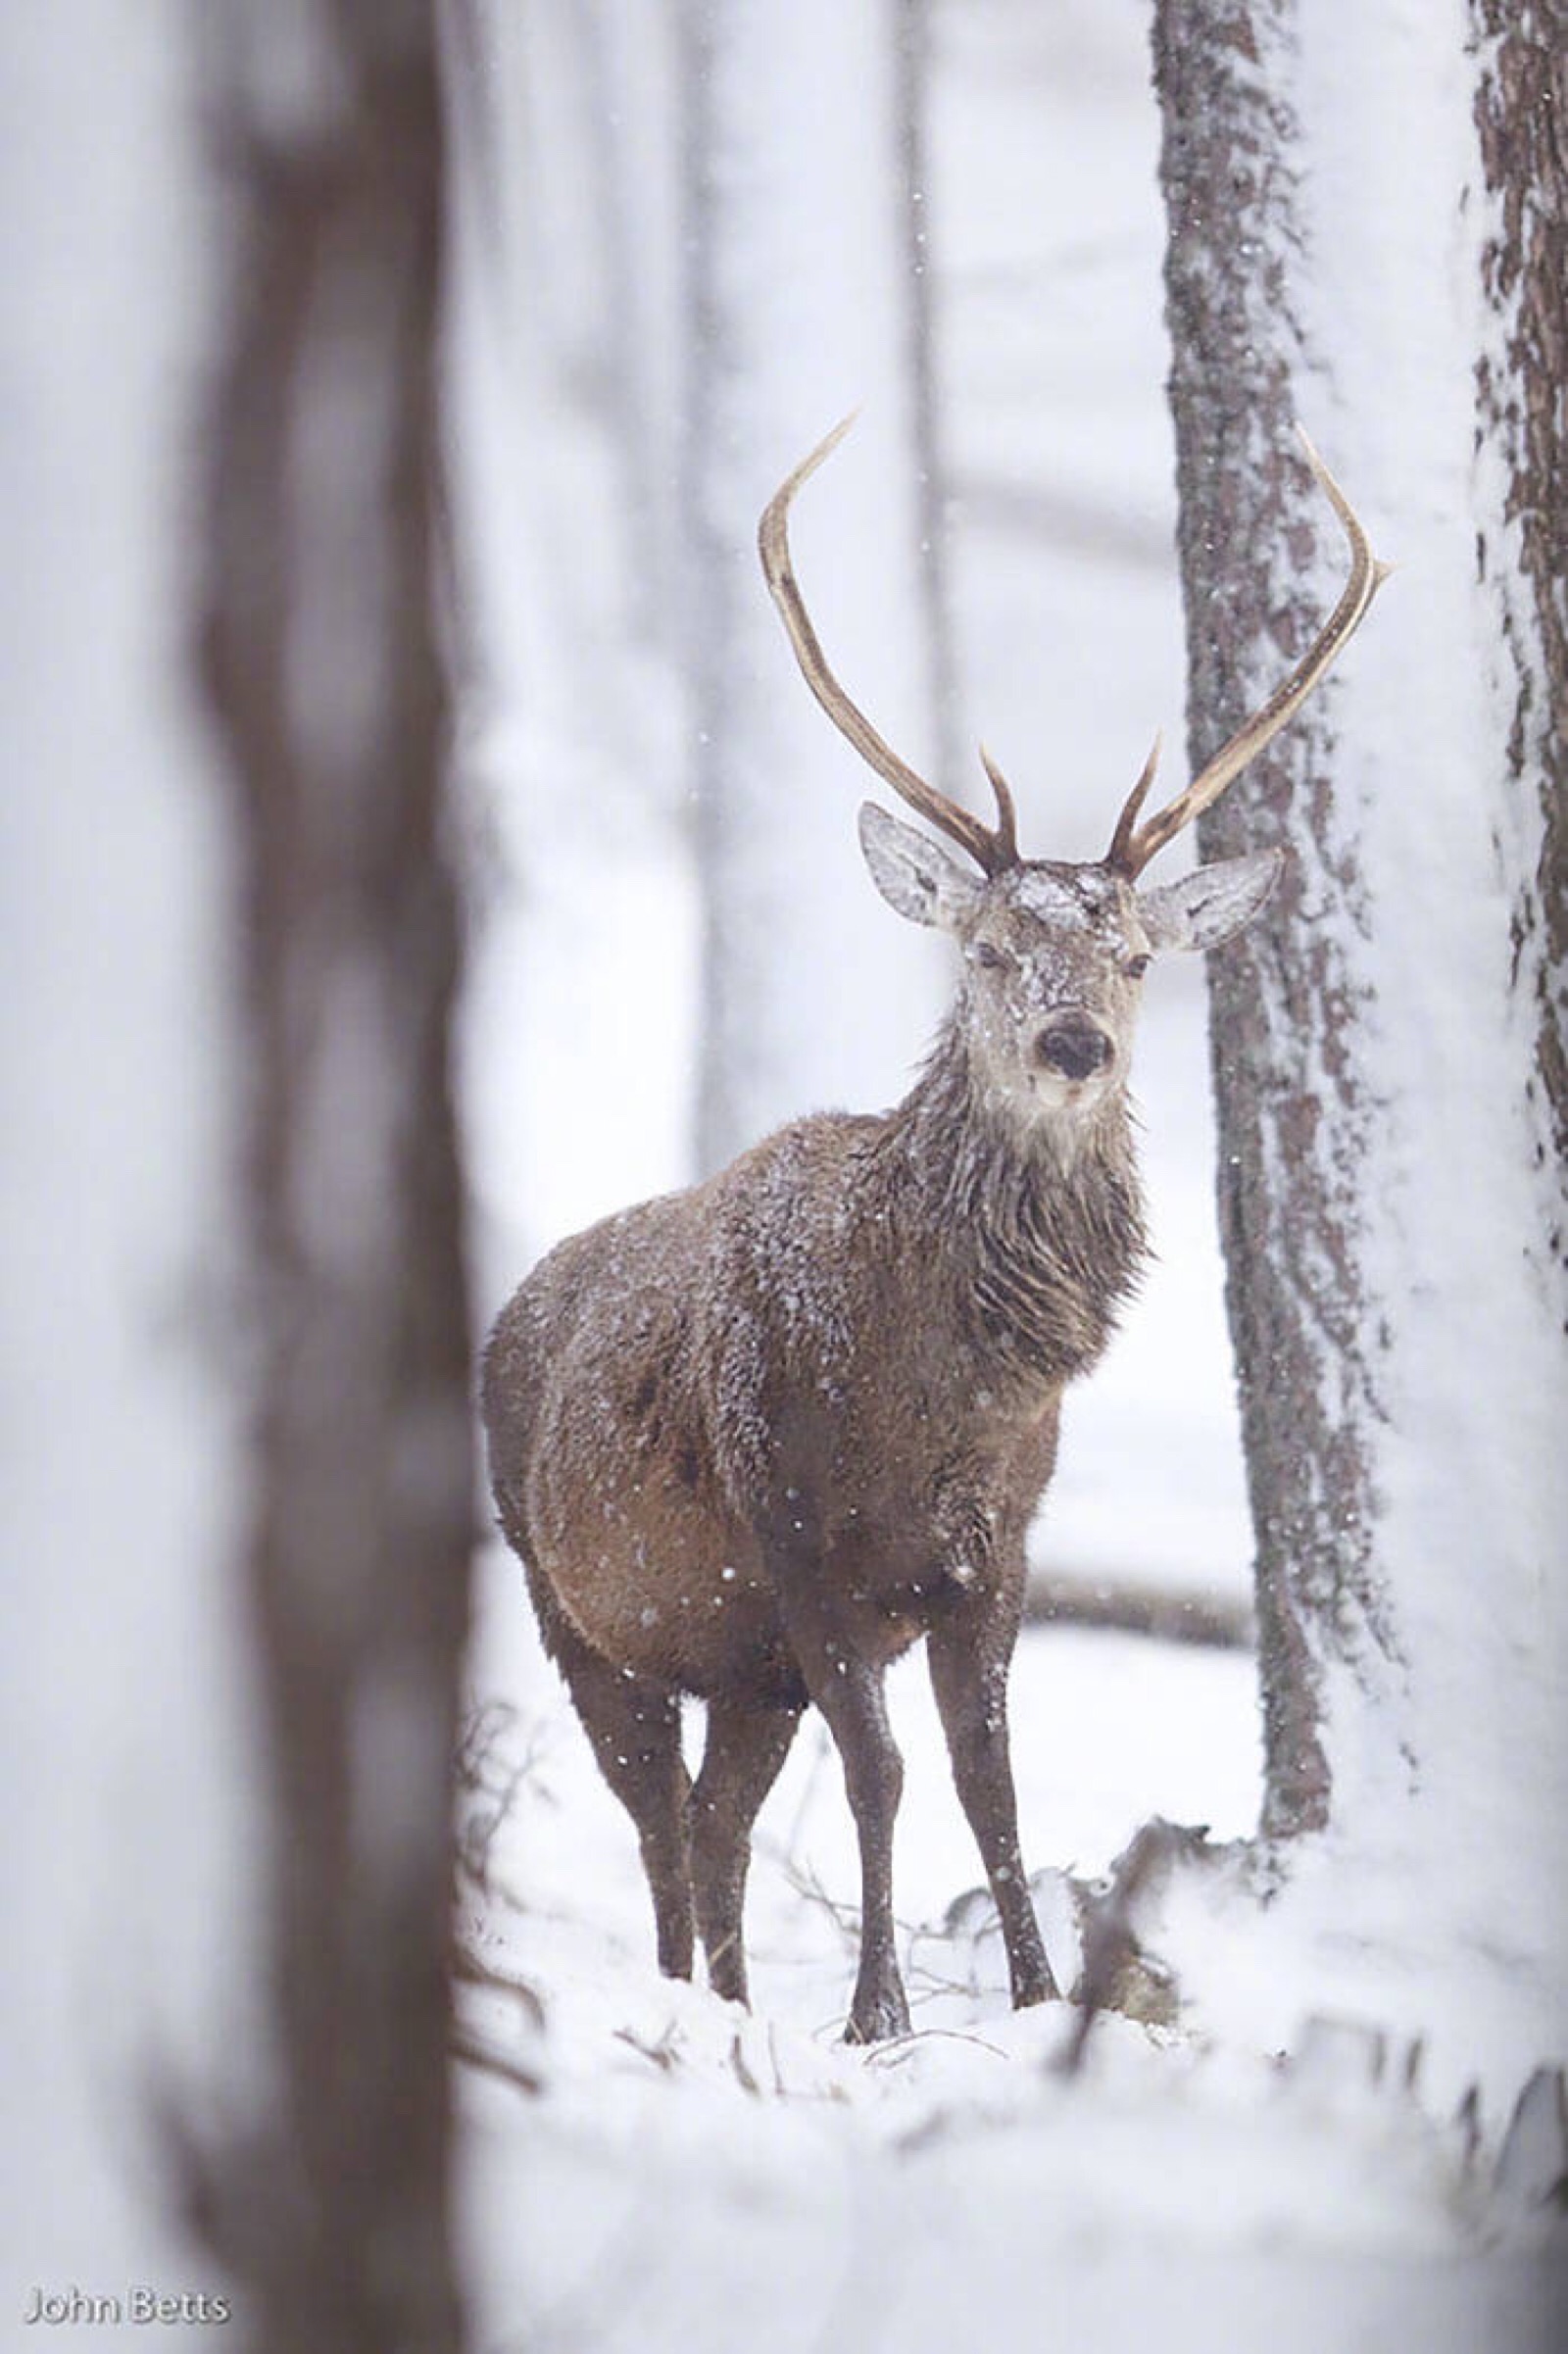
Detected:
[{"left": 858, "top": 803, "right": 985, "bottom": 931}]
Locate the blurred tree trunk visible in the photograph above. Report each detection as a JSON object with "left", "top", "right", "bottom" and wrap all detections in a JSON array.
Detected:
[
  {"left": 682, "top": 0, "right": 948, "bottom": 1174},
  {"left": 895, "top": 0, "right": 964, "bottom": 803},
  {"left": 1152, "top": 0, "right": 1567, "bottom": 1877},
  {"left": 198, "top": 4, "right": 472, "bottom": 2346},
  {"left": 444, "top": 0, "right": 695, "bottom": 1274}
]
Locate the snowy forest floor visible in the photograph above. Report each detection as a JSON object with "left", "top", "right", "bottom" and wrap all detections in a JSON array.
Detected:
[{"left": 453, "top": 1548, "right": 1566, "bottom": 2354}]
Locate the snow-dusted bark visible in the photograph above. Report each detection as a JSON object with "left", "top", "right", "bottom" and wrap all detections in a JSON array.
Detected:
[
  {"left": 1153, "top": 0, "right": 1377, "bottom": 1841},
  {"left": 1153, "top": 0, "right": 1568, "bottom": 2093},
  {"left": 682, "top": 0, "right": 949, "bottom": 1171},
  {"left": 198, "top": 6, "right": 471, "bottom": 2340},
  {"left": 1470, "top": 0, "right": 1568, "bottom": 1252}
]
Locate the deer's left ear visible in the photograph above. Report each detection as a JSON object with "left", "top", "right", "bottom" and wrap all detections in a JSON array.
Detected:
[{"left": 1136, "top": 849, "right": 1285, "bottom": 955}]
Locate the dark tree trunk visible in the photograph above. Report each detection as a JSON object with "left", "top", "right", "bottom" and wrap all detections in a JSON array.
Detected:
[
  {"left": 1146, "top": 1, "right": 1567, "bottom": 2085},
  {"left": 1152, "top": 0, "right": 1392, "bottom": 1842},
  {"left": 1470, "top": 0, "right": 1568, "bottom": 1265},
  {"left": 197, "top": 4, "right": 472, "bottom": 2344}
]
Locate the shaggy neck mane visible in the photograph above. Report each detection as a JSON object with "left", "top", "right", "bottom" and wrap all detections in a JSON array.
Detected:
[{"left": 876, "top": 1020, "right": 1150, "bottom": 1389}]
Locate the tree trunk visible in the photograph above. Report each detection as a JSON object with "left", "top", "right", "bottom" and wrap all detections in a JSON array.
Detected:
[
  {"left": 894, "top": 0, "right": 965, "bottom": 805},
  {"left": 198, "top": 5, "right": 472, "bottom": 2343},
  {"left": 1470, "top": 0, "right": 1568, "bottom": 1248},
  {"left": 1153, "top": 0, "right": 1388, "bottom": 1841},
  {"left": 445, "top": 0, "right": 696, "bottom": 1280},
  {"left": 1152, "top": 0, "right": 1568, "bottom": 2092},
  {"left": 681, "top": 0, "right": 947, "bottom": 1174}
]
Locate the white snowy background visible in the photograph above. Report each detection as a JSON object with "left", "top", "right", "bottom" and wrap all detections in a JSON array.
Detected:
[{"left": 1, "top": 3, "right": 1562, "bottom": 2350}]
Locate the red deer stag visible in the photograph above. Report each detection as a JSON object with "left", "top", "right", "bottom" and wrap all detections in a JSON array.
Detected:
[{"left": 483, "top": 420, "right": 1385, "bottom": 2042}]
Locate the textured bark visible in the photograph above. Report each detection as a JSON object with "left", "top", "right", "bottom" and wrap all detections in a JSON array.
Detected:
[
  {"left": 198, "top": 4, "right": 471, "bottom": 2344},
  {"left": 1471, "top": 0, "right": 1568, "bottom": 1278},
  {"left": 1152, "top": 0, "right": 1392, "bottom": 1840}
]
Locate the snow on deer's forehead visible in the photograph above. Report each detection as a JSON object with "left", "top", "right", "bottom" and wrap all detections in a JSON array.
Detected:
[{"left": 1011, "top": 865, "right": 1119, "bottom": 929}]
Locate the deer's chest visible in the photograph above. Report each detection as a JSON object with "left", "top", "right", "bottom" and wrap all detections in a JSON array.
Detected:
[{"left": 779, "top": 1375, "right": 1062, "bottom": 1606}]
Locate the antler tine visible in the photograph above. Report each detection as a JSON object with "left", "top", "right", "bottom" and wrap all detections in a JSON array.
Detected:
[
  {"left": 1107, "top": 428, "right": 1391, "bottom": 879},
  {"left": 760, "top": 417, "right": 1020, "bottom": 877},
  {"left": 977, "top": 746, "right": 1021, "bottom": 868},
  {"left": 1105, "top": 731, "right": 1163, "bottom": 876}
]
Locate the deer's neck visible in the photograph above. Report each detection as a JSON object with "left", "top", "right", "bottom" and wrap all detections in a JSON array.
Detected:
[{"left": 880, "top": 1023, "right": 1149, "bottom": 1391}]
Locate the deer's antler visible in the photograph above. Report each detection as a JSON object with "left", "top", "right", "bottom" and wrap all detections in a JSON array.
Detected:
[
  {"left": 759, "top": 416, "right": 1019, "bottom": 877},
  {"left": 1105, "top": 428, "right": 1391, "bottom": 879}
]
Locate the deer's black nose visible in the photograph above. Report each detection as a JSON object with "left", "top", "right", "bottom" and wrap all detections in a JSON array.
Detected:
[{"left": 1036, "top": 1017, "right": 1112, "bottom": 1081}]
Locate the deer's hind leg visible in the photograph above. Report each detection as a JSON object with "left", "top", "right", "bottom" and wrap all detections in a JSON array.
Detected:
[
  {"left": 688, "top": 1698, "right": 802, "bottom": 2007},
  {"left": 530, "top": 1573, "right": 695, "bottom": 1980}
]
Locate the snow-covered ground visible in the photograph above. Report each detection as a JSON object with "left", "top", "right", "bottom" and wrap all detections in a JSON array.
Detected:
[{"left": 455, "top": 1549, "right": 1565, "bottom": 2354}]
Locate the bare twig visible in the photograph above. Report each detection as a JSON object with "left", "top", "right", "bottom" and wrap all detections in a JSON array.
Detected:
[
  {"left": 613, "top": 2024, "right": 683, "bottom": 2074},
  {"left": 455, "top": 1697, "right": 553, "bottom": 1900},
  {"left": 451, "top": 1937, "right": 547, "bottom": 2035},
  {"left": 450, "top": 2025, "right": 543, "bottom": 2101},
  {"left": 775, "top": 1852, "right": 863, "bottom": 1946}
]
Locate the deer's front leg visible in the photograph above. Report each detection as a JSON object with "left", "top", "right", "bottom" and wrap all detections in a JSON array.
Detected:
[{"left": 927, "top": 1603, "right": 1057, "bottom": 2008}]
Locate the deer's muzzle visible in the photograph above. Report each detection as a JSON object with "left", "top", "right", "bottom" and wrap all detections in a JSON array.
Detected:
[{"left": 1035, "top": 1016, "right": 1113, "bottom": 1082}]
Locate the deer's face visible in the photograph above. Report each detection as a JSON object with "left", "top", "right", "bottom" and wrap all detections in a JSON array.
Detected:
[
  {"left": 957, "top": 861, "right": 1152, "bottom": 1116},
  {"left": 858, "top": 802, "right": 1282, "bottom": 1132}
]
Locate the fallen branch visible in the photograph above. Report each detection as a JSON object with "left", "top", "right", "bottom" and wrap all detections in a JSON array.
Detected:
[{"left": 1025, "top": 1572, "right": 1254, "bottom": 1650}]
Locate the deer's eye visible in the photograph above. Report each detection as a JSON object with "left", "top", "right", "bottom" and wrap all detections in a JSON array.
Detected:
[
  {"left": 972, "top": 942, "right": 1010, "bottom": 973},
  {"left": 1123, "top": 954, "right": 1152, "bottom": 981}
]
